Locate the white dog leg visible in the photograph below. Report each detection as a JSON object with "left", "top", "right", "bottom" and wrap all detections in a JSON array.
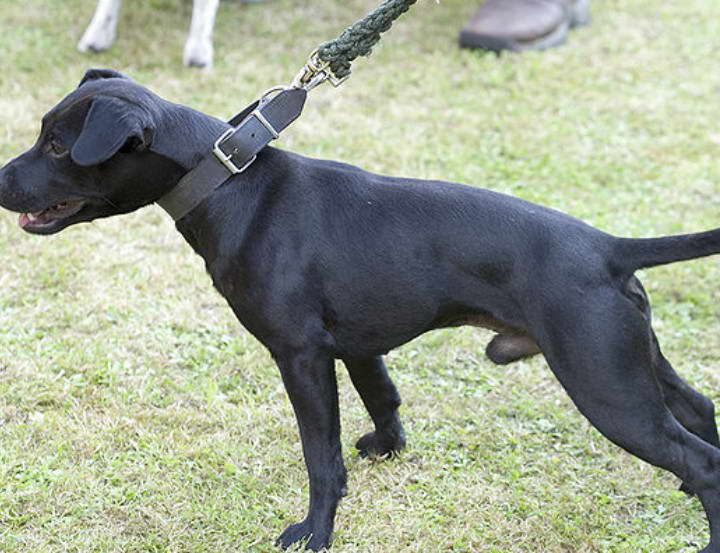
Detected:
[
  {"left": 183, "top": 0, "right": 220, "bottom": 68},
  {"left": 77, "top": 0, "right": 123, "bottom": 53}
]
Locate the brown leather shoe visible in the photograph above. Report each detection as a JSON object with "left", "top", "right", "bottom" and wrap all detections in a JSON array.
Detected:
[{"left": 459, "top": 0, "right": 590, "bottom": 52}]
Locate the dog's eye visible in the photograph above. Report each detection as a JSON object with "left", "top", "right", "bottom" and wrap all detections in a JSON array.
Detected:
[{"left": 46, "top": 137, "right": 68, "bottom": 157}]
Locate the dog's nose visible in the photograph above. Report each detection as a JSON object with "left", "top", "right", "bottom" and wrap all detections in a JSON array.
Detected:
[
  {"left": 0, "top": 165, "right": 10, "bottom": 208},
  {"left": 0, "top": 162, "right": 24, "bottom": 212},
  {"left": 0, "top": 162, "right": 11, "bottom": 193}
]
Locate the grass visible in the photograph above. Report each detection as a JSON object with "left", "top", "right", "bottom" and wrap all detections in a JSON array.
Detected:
[{"left": 0, "top": 0, "right": 719, "bottom": 551}]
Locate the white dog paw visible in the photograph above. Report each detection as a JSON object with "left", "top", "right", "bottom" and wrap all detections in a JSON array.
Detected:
[
  {"left": 77, "top": 26, "right": 117, "bottom": 53},
  {"left": 183, "top": 38, "right": 214, "bottom": 68}
]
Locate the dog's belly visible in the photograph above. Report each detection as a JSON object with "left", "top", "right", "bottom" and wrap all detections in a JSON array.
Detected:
[
  {"left": 327, "top": 313, "right": 523, "bottom": 359},
  {"left": 324, "top": 312, "right": 432, "bottom": 358},
  {"left": 434, "top": 312, "right": 522, "bottom": 334},
  {"left": 324, "top": 293, "right": 526, "bottom": 358}
]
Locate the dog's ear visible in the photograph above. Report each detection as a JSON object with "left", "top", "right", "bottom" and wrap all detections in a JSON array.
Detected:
[
  {"left": 78, "top": 68, "right": 129, "bottom": 88},
  {"left": 71, "top": 96, "right": 153, "bottom": 167}
]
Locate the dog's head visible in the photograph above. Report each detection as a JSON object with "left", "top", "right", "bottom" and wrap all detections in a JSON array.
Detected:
[{"left": 0, "top": 69, "right": 215, "bottom": 234}]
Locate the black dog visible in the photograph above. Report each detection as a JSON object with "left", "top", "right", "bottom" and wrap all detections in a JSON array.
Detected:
[{"left": 2, "top": 69, "right": 720, "bottom": 552}]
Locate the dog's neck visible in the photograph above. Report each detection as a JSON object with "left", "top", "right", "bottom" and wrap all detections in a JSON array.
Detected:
[
  {"left": 152, "top": 104, "right": 295, "bottom": 271},
  {"left": 171, "top": 148, "right": 286, "bottom": 276},
  {"left": 154, "top": 101, "right": 230, "bottom": 171},
  {"left": 151, "top": 101, "right": 237, "bottom": 226},
  {"left": 153, "top": 88, "right": 306, "bottom": 223},
  {"left": 160, "top": 100, "right": 296, "bottom": 257}
]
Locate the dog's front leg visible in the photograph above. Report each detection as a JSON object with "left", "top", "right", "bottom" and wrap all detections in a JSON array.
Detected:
[
  {"left": 183, "top": 0, "right": 219, "bottom": 68},
  {"left": 344, "top": 356, "right": 406, "bottom": 459},
  {"left": 77, "top": 0, "right": 123, "bottom": 53},
  {"left": 274, "top": 345, "right": 347, "bottom": 551}
]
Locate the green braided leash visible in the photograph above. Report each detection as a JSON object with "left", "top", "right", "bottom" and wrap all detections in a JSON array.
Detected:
[
  {"left": 316, "top": 0, "right": 419, "bottom": 81},
  {"left": 291, "top": 0, "right": 422, "bottom": 90}
]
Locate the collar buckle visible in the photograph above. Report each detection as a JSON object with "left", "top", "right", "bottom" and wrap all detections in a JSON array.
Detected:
[
  {"left": 212, "top": 108, "right": 280, "bottom": 174},
  {"left": 212, "top": 128, "right": 243, "bottom": 174}
]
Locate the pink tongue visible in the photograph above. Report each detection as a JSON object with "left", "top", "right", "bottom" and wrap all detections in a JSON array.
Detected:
[{"left": 18, "top": 213, "right": 30, "bottom": 228}]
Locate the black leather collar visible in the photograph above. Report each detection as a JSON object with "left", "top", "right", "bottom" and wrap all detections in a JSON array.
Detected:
[{"left": 157, "top": 87, "right": 307, "bottom": 221}]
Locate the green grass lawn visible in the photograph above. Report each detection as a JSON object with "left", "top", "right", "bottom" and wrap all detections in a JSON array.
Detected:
[{"left": 1, "top": 0, "right": 719, "bottom": 551}]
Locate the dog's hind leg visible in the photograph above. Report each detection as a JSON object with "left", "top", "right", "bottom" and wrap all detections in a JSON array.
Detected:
[
  {"left": 344, "top": 356, "right": 406, "bottom": 458},
  {"left": 653, "top": 338, "right": 720, "bottom": 449},
  {"left": 654, "top": 340, "right": 720, "bottom": 495},
  {"left": 78, "top": 0, "right": 123, "bottom": 53},
  {"left": 535, "top": 289, "right": 720, "bottom": 553},
  {"left": 273, "top": 341, "right": 346, "bottom": 552},
  {"left": 632, "top": 276, "right": 720, "bottom": 471},
  {"left": 183, "top": 0, "right": 220, "bottom": 68}
]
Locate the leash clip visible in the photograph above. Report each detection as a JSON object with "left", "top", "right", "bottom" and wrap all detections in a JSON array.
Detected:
[{"left": 291, "top": 49, "right": 349, "bottom": 91}]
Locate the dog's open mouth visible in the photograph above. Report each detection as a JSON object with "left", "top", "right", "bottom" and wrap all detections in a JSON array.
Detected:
[{"left": 18, "top": 199, "right": 86, "bottom": 233}]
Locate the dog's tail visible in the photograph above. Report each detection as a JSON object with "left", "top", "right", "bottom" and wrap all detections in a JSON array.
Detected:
[{"left": 612, "top": 227, "right": 720, "bottom": 274}]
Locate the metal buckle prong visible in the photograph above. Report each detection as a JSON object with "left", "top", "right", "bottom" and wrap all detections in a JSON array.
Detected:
[{"left": 213, "top": 128, "right": 242, "bottom": 174}]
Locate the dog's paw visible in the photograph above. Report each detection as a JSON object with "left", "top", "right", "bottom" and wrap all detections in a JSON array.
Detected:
[
  {"left": 355, "top": 429, "right": 406, "bottom": 459},
  {"left": 183, "top": 38, "right": 213, "bottom": 68},
  {"left": 77, "top": 27, "right": 117, "bottom": 53},
  {"left": 276, "top": 520, "right": 331, "bottom": 551}
]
